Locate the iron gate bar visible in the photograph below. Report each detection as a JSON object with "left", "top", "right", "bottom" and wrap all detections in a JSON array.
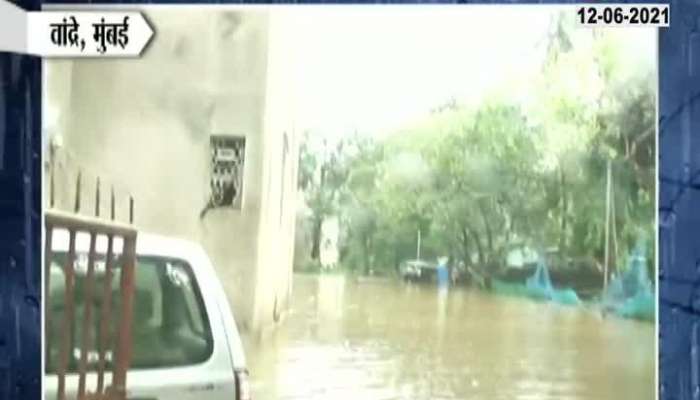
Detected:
[
  {"left": 56, "top": 229, "right": 76, "bottom": 400},
  {"left": 110, "top": 237, "right": 136, "bottom": 400},
  {"left": 95, "top": 234, "right": 114, "bottom": 395},
  {"left": 74, "top": 172, "right": 81, "bottom": 213},
  {"left": 77, "top": 231, "right": 97, "bottom": 399},
  {"left": 96, "top": 188, "right": 117, "bottom": 395}
]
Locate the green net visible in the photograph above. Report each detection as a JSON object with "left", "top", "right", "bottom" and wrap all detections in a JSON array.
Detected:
[
  {"left": 601, "top": 239, "right": 655, "bottom": 322},
  {"left": 492, "top": 258, "right": 581, "bottom": 306}
]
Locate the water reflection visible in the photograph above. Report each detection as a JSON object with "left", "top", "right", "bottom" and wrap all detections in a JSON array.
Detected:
[
  {"left": 436, "top": 287, "right": 448, "bottom": 338},
  {"left": 246, "top": 274, "right": 654, "bottom": 400}
]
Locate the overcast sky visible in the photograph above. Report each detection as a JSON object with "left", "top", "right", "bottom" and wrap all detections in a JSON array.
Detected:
[{"left": 286, "top": 7, "right": 656, "bottom": 143}]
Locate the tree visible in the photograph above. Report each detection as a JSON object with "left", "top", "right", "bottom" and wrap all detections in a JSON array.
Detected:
[
  {"left": 297, "top": 133, "right": 352, "bottom": 260},
  {"left": 295, "top": 13, "right": 655, "bottom": 284}
]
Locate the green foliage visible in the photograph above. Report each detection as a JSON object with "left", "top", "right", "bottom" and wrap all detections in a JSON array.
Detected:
[
  {"left": 296, "top": 16, "right": 654, "bottom": 282},
  {"left": 295, "top": 259, "right": 323, "bottom": 274}
]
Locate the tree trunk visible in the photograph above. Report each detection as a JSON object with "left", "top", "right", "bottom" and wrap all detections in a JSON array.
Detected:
[
  {"left": 393, "top": 244, "right": 401, "bottom": 273},
  {"left": 467, "top": 225, "right": 485, "bottom": 268},
  {"left": 363, "top": 236, "right": 371, "bottom": 275},
  {"left": 559, "top": 166, "right": 568, "bottom": 259},
  {"left": 460, "top": 227, "right": 472, "bottom": 267},
  {"left": 311, "top": 216, "right": 323, "bottom": 260},
  {"left": 368, "top": 236, "right": 375, "bottom": 273},
  {"left": 478, "top": 199, "right": 494, "bottom": 264}
]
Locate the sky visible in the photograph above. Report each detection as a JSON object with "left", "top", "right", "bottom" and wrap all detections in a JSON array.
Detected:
[{"left": 285, "top": 7, "right": 657, "bottom": 143}]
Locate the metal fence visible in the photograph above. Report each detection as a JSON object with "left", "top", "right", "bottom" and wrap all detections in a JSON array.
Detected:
[{"left": 45, "top": 172, "right": 137, "bottom": 400}]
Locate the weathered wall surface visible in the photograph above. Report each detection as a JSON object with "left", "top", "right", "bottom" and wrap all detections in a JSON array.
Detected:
[
  {"left": 250, "top": 10, "right": 299, "bottom": 333},
  {"left": 44, "top": 8, "right": 298, "bottom": 334}
]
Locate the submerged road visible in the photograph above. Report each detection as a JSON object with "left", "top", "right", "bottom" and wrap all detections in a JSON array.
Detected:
[{"left": 245, "top": 274, "right": 655, "bottom": 400}]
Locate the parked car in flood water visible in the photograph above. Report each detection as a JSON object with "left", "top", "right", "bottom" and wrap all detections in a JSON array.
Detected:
[{"left": 399, "top": 259, "right": 437, "bottom": 282}]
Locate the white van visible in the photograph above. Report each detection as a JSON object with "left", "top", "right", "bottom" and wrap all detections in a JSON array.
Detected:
[{"left": 45, "top": 230, "right": 250, "bottom": 400}]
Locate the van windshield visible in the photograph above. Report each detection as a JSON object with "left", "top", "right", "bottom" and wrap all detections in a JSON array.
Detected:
[{"left": 47, "top": 254, "right": 214, "bottom": 373}]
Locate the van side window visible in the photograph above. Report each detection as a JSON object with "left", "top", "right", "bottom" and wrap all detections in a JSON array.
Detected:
[
  {"left": 166, "top": 261, "right": 206, "bottom": 337},
  {"left": 175, "top": 268, "right": 206, "bottom": 336},
  {"left": 46, "top": 254, "right": 214, "bottom": 373}
]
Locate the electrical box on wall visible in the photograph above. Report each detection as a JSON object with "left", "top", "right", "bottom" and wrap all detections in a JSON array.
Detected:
[{"left": 203, "top": 135, "right": 245, "bottom": 215}]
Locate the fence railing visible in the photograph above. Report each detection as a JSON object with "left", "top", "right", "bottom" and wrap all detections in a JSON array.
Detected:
[{"left": 45, "top": 171, "right": 137, "bottom": 400}]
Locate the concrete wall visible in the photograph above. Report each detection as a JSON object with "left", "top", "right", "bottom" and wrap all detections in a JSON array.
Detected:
[
  {"left": 43, "top": 8, "right": 298, "bottom": 334},
  {"left": 251, "top": 10, "right": 299, "bottom": 332}
]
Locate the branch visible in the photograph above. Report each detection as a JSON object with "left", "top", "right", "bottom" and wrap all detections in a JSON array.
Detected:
[{"left": 622, "top": 126, "right": 654, "bottom": 166}]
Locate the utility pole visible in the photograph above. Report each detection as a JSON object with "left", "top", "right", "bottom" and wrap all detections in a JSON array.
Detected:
[
  {"left": 603, "top": 159, "right": 612, "bottom": 292},
  {"left": 417, "top": 229, "right": 422, "bottom": 260}
]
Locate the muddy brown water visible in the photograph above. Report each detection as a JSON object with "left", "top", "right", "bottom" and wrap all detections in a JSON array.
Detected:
[{"left": 245, "top": 274, "right": 655, "bottom": 400}]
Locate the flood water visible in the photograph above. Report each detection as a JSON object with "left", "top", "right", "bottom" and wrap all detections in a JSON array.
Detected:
[{"left": 245, "top": 274, "right": 655, "bottom": 400}]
